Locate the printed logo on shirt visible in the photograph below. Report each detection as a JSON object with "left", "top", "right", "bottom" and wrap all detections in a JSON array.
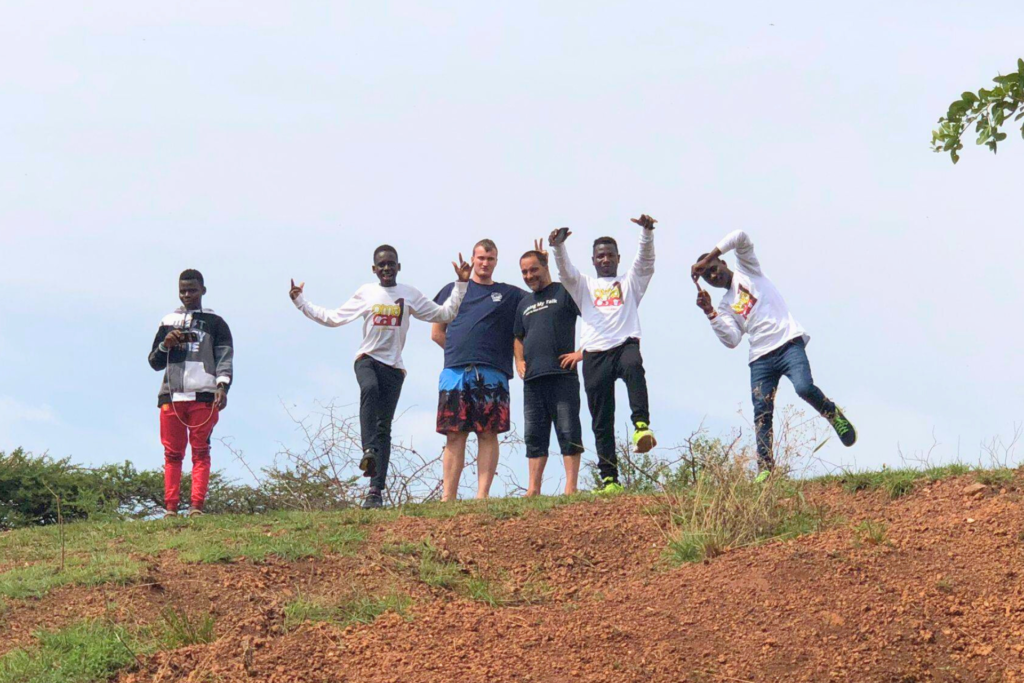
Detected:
[
  {"left": 522, "top": 299, "right": 560, "bottom": 318},
  {"left": 594, "top": 282, "right": 623, "bottom": 308},
  {"left": 731, "top": 285, "right": 757, "bottom": 319},
  {"left": 371, "top": 298, "right": 405, "bottom": 327},
  {"left": 491, "top": 292, "right": 503, "bottom": 303}
]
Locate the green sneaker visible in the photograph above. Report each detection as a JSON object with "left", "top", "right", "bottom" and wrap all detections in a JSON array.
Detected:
[
  {"left": 596, "top": 477, "right": 625, "bottom": 495},
  {"left": 632, "top": 422, "right": 657, "bottom": 454},
  {"left": 754, "top": 470, "right": 770, "bottom": 484},
  {"left": 829, "top": 408, "right": 857, "bottom": 447}
]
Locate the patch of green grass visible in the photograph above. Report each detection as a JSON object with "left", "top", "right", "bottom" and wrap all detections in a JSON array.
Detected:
[
  {"left": 922, "top": 463, "right": 972, "bottom": 481},
  {"left": 0, "top": 620, "right": 145, "bottom": 683},
  {"left": 283, "top": 592, "right": 411, "bottom": 630},
  {"left": 853, "top": 519, "right": 889, "bottom": 546},
  {"left": 418, "top": 549, "right": 464, "bottom": 589},
  {"left": 666, "top": 466, "right": 833, "bottom": 565},
  {"left": 975, "top": 468, "right": 1015, "bottom": 487},
  {"left": 379, "top": 541, "right": 421, "bottom": 557},
  {"left": 0, "top": 556, "right": 144, "bottom": 600},
  {"left": 156, "top": 607, "right": 215, "bottom": 649}
]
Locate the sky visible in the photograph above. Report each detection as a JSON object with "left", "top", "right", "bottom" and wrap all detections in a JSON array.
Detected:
[{"left": 1, "top": 1, "right": 1022, "bottom": 495}]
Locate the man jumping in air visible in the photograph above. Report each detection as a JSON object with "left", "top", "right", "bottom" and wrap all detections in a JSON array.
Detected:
[
  {"left": 514, "top": 239, "right": 584, "bottom": 496},
  {"left": 432, "top": 239, "right": 526, "bottom": 502},
  {"left": 291, "top": 246, "right": 470, "bottom": 509},
  {"left": 550, "top": 215, "right": 657, "bottom": 495},
  {"left": 691, "top": 230, "right": 856, "bottom": 478},
  {"left": 148, "top": 269, "right": 233, "bottom": 518}
]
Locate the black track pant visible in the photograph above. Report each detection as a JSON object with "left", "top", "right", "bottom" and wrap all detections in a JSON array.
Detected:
[
  {"left": 354, "top": 356, "right": 405, "bottom": 490},
  {"left": 582, "top": 339, "right": 650, "bottom": 482}
]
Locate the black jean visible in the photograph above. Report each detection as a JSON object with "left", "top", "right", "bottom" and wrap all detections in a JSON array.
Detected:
[
  {"left": 582, "top": 339, "right": 650, "bottom": 482},
  {"left": 354, "top": 356, "right": 405, "bottom": 490}
]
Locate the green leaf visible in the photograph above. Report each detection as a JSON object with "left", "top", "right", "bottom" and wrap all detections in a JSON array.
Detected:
[
  {"left": 987, "top": 141, "right": 997, "bottom": 153},
  {"left": 994, "top": 131, "right": 1007, "bottom": 141},
  {"left": 951, "top": 149, "right": 960, "bottom": 164},
  {"left": 1018, "top": 57, "right": 1023, "bottom": 72},
  {"left": 961, "top": 91, "right": 979, "bottom": 103}
]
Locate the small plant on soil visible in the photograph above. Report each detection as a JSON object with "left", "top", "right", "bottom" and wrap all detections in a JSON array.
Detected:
[
  {"left": 157, "top": 606, "right": 216, "bottom": 648},
  {"left": 283, "top": 592, "right": 411, "bottom": 630},
  {"left": 853, "top": 520, "right": 889, "bottom": 546}
]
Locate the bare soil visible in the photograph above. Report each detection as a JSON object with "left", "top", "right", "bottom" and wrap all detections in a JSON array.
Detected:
[{"left": 5, "top": 477, "right": 1024, "bottom": 682}]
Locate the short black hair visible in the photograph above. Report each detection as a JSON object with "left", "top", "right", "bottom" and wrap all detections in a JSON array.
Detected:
[
  {"left": 374, "top": 244, "right": 399, "bottom": 261},
  {"left": 519, "top": 250, "right": 548, "bottom": 267},
  {"left": 593, "top": 236, "right": 618, "bottom": 253},
  {"left": 179, "top": 269, "right": 204, "bottom": 286}
]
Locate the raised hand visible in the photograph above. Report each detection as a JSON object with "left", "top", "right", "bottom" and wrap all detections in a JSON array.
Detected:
[
  {"left": 548, "top": 227, "right": 571, "bottom": 246},
  {"left": 559, "top": 351, "right": 583, "bottom": 371},
  {"left": 630, "top": 214, "right": 657, "bottom": 230},
  {"left": 696, "top": 289, "right": 715, "bottom": 316},
  {"left": 533, "top": 238, "right": 548, "bottom": 262},
  {"left": 452, "top": 253, "right": 471, "bottom": 282},
  {"left": 691, "top": 256, "right": 715, "bottom": 282},
  {"left": 289, "top": 279, "right": 305, "bottom": 301}
]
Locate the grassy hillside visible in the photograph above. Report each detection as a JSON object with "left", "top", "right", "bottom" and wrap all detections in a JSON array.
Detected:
[{"left": 1, "top": 467, "right": 1022, "bottom": 682}]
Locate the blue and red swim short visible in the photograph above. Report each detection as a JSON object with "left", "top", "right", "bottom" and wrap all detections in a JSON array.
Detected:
[{"left": 436, "top": 365, "right": 511, "bottom": 434}]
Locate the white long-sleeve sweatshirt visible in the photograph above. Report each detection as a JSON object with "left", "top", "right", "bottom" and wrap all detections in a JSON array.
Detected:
[
  {"left": 293, "top": 281, "right": 466, "bottom": 370},
  {"left": 709, "top": 231, "right": 808, "bottom": 363},
  {"left": 552, "top": 228, "right": 655, "bottom": 352}
]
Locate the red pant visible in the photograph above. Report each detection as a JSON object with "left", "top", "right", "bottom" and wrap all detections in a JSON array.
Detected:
[{"left": 160, "top": 401, "right": 219, "bottom": 510}]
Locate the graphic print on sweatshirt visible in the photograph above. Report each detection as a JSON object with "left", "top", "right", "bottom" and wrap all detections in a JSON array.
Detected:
[
  {"left": 731, "top": 284, "right": 758, "bottom": 319},
  {"left": 371, "top": 298, "right": 405, "bottom": 327},
  {"left": 594, "top": 282, "right": 623, "bottom": 308}
]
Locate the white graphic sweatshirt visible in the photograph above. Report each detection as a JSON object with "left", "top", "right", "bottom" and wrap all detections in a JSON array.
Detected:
[
  {"left": 552, "top": 228, "right": 655, "bottom": 353},
  {"left": 709, "top": 230, "right": 808, "bottom": 363},
  {"left": 294, "top": 281, "right": 466, "bottom": 370}
]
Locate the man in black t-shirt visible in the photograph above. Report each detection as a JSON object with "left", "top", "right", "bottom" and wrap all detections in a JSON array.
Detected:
[{"left": 514, "top": 242, "right": 584, "bottom": 496}]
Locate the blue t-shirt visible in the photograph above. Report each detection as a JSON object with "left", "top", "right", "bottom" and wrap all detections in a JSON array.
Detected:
[{"left": 434, "top": 280, "right": 526, "bottom": 378}]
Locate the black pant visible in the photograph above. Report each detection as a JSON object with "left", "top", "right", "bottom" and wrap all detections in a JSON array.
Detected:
[
  {"left": 354, "top": 356, "right": 405, "bottom": 490},
  {"left": 582, "top": 339, "right": 650, "bottom": 482}
]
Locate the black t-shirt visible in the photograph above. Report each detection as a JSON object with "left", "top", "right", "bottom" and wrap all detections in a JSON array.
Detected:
[
  {"left": 434, "top": 280, "right": 526, "bottom": 378},
  {"left": 513, "top": 282, "right": 580, "bottom": 381}
]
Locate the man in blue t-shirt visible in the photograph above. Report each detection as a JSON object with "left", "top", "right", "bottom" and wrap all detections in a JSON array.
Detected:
[{"left": 432, "top": 238, "right": 526, "bottom": 502}]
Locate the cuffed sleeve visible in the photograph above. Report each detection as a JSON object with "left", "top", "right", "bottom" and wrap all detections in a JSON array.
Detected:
[
  {"left": 293, "top": 288, "right": 367, "bottom": 327},
  {"left": 625, "top": 228, "right": 655, "bottom": 301},
  {"left": 410, "top": 281, "right": 466, "bottom": 323},
  {"left": 551, "top": 243, "right": 585, "bottom": 305},
  {"left": 710, "top": 304, "right": 744, "bottom": 349}
]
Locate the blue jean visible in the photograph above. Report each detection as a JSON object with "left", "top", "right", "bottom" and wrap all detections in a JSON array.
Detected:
[{"left": 749, "top": 338, "right": 834, "bottom": 469}]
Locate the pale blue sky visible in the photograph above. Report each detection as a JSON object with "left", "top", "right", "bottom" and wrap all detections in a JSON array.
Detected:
[{"left": 1, "top": 2, "right": 1022, "bottom": 492}]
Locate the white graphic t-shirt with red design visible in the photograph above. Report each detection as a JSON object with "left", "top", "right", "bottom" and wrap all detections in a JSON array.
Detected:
[
  {"left": 710, "top": 230, "right": 808, "bottom": 363},
  {"left": 294, "top": 281, "right": 466, "bottom": 370},
  {"left": 552, "top": 228, "right": 655, "bottom": 353}
]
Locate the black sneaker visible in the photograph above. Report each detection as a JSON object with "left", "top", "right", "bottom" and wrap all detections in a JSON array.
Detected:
[
  {"left": 361, "top": 489, "right": 384, "bottom": 509},
  {"left": 359, "top": 449, "right": 378, "bottom": 478},
  {"left": 830, "top": 408, "right": 857, "bottom": 447}
]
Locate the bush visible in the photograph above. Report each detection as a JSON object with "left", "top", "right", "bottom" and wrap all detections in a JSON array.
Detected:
[{"left": 0, "top": 448, "right": 284, "bottom": 530}]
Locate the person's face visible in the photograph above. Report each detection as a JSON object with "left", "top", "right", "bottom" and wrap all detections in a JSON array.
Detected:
[
  {"left": 473, "top": 246, "right": 497, "bottom": 279},
  {"left": 592, "top": 244, "right": 620, "bottom": 278},
  {"left": 372, "top": 250, "right": 400, "bottom": 286},
  {"left": 520, "top": 255, "right": 550, "bottom": 293},
  {"left": 701, "top": 258, "right": 732, "bottom": 289},
  {"left": 178, "top": 279, "right": 205, "bottom": 309}
]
